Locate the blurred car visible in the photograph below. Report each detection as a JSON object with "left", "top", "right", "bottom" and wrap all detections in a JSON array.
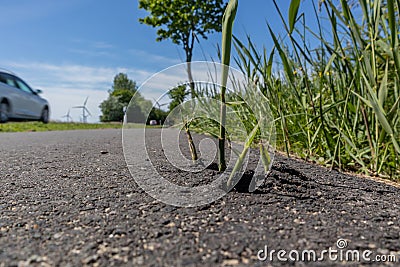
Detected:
[
  {"left": 0, "top": 69, "right": 49, "bottom": 123},
  {"left": 149, "top": 119, "right": 158, "bottom": 125}
]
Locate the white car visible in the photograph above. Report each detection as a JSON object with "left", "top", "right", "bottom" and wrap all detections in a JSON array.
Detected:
[{"left": 0, "top": 69, "right": 49, "bottom": 123}]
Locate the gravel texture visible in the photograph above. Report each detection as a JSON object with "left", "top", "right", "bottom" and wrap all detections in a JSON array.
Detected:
[{"left": 1, "top": 129, "right": 400, "bottom": 267}]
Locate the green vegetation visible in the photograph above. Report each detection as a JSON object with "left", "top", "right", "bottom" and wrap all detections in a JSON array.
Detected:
[
  {"left": 100, "top": 73, "right": 138, "bottom": 122},
  {"left": 219, "top": 0, "right": 238, "bottom": 172},
  {"left": 168, "top": 85, "right": 189, "bottom": 111},
  {"left": 168, "top": 84, "right": 199, "bottom": 161},
  {"left": 233, "top": 0, "right": 400, "bottom": 179},
  {"left": 100, "top": 73, "right": 167, "bottom": 124},
  {"left": 132, "top": 0, "right": 400, "bottom": 182},
  {"left": 0, "top": 122, "right": 122, "bottom": 133}
]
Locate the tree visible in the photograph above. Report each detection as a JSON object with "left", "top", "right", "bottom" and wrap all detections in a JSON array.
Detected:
[
  {"left": 99, "top": 96, "right": 125, "bottom": 122},
  {"left": 100, "top": 73, "right": 138, "bottom": 122},
  {"left": 139, "top": 0, "right": 227, "bottom": 161},
  {"left": 149, "top": 107, "right": 169, "bottom": 124},
  {"left": 100, "top": 73, "right": 169, "bottom": 124},
  {"left": 138, "top": 0, "right": 227, "bottom": 98},
  {"left": 168, "top": 84, "right": 189, "bottom": 111},
  {"left": 110, "top": 73, "right": 137, "bottom": 105}
]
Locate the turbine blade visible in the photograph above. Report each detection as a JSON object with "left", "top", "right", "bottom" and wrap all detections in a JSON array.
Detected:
[{"left": 84, "top": 107, "right": 91, "bottom": 116}]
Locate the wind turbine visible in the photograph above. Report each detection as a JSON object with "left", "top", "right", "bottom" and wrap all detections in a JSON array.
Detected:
[
  {"left": 73, "top": 97, "right": 91, "bottom": 123},
  {"left": 153, "top": 98, "right": 168, "bottom": 109},
  {"left": 62, "top": 109, "right": 73, "bottom": 123}
]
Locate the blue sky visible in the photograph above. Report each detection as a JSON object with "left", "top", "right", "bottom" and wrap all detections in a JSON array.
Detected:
[{"left": 0, "top": 0, "right": 322, "bottom": 122}]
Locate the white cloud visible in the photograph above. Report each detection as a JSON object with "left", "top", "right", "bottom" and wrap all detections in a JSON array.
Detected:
[
  {"left": 128, "top": 49, "right": 181, "bottom": 65},
  {"left": 3, "top": 61, "right": 155, "bottom": 123},
  {"left": 92, "top": 41, "right": 115, "bottom": 49},
  {"left": 67, "top": 48, "right": 115, "bottom": 58},
  {"left": 67, "top": 40, "right": 116, "bottom": 58},
  {"left": 2, "top": 61, "right": 235, "bottom": 122}
]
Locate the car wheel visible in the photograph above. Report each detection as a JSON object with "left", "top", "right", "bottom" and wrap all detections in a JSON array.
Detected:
[
  {"left": 41, "top": 108, "right": 49, "bottom": 124},
  {"left": 0, "top": 102, "right": 9, "bottom": 123}
]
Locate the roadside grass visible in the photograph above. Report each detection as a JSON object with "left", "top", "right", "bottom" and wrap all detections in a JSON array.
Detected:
[
  {"left": 232, "top": 0, "right": 400, "bottom": 180},
  {"left": 0, "top": 122, "right": 164, "bottom": 132},
  {"left": 0, "top": 121, "right": 123, "bottom": 132}
]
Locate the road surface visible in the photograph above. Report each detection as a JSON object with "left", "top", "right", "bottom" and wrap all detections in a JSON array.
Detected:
[{"left": 1, "top": 129, "right": 399, "bottom": 266}]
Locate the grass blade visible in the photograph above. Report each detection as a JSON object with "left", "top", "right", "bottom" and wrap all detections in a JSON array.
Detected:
[{"left": 289, "top": 0, "right": 301, "bottom": 34}]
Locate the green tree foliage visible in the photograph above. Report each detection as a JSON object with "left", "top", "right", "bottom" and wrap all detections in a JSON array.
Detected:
[
  {"left": 138, "top": 0, "right": 226, "bottom": 55},
  {"left": 99, "top": 96, "right": 125, "bottom": 122},
  {"left": 138, "top": 0, "right": 227, "bottom": 98},
  {"left": 149, "top": 108, "right": 169, "bottom": 124},
  {"left": 168, "top": 84, "right": 189, "bottom": 111},
  {"left": 100, "top": 73, "right": 138, "bottom": 122},
  {"left": 100, "top": 73, "right": 169, "bottom": 124},
  {"left": 110, "top": 73, "right": 137, "bottom": 105}
]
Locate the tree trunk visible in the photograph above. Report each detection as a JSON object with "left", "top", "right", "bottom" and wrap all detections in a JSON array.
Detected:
[
  {"left": 183, "top": 37, "right": 198, "bottom": 161},
  {"left": 186, "top": 52, "right": 196, "bottom": 100}
]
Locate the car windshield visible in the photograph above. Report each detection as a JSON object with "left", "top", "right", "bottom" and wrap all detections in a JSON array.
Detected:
[
  {"left": 0, "top": 72, "right": 35, "bottom": 94},
  {"left": 15, "top": 79, "right": 34, "bottom": 94},
  {"left": 0, "top": 73, "right": 17, "bottom": 87}
]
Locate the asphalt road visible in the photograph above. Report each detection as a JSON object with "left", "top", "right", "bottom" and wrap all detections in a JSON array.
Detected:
[{"left": 1, "top": 129, "right": 400, "bottom": 266}]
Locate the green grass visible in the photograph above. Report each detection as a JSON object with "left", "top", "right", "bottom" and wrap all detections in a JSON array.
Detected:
[
  {"left": 231, "top": 0, "right": 400, "bottom": 180},
  {"left": 0, "top": 122, "right": 164, "bottom": 132},
  {"left": 0, "top": 121, "right": 123, "bottom": 133}
]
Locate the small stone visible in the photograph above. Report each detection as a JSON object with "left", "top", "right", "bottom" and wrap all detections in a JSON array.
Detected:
[
  {"left": 33, "top": 232, "right": 41, "bottom": 239},
  {"left": 222, "top": 259, "right": 239, "bottom": 266},
  {"left": 144, "top": 243, "right": 155, "bottom": 251},
  {"left": 242, "top": 257, "right": 250, "bottom": 264},
  {"left": 293, "top": 218, "right": 305, "bottom": 224},
  {"left": 166, "top": 222, "right": 176, "bottom": 227},
  {"left": 377, "top": 248, "right": 390, "bottom": 255},
  {"left": 53, "top": 232, "right": 63, "bottom": 239}
]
